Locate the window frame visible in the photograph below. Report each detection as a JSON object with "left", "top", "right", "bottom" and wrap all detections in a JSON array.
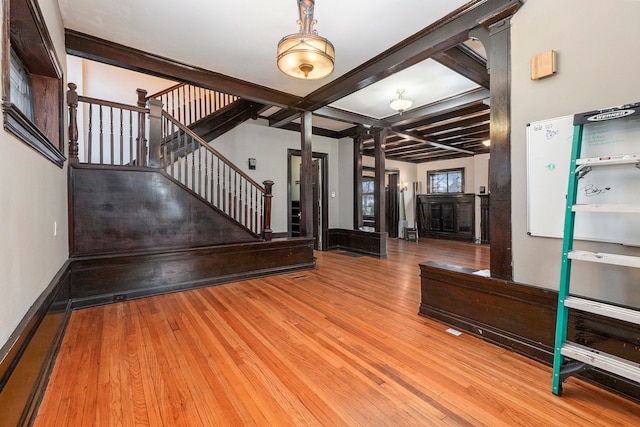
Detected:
[
  {"left": 2, "top": 0, "right": 65, "bottom": 167},
  {"left": 427, "top": 167, "right": 465, "bottom": 194},
  {"left": 362, "top": 176, "right": 375, "bottom": 220}
]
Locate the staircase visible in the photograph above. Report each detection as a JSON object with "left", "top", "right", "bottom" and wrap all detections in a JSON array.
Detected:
[{"left": 66, "top": 82, "right": 272, "bottom": 243}]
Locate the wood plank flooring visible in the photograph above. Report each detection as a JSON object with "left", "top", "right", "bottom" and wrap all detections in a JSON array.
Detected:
[{"left": 34, "top": 239, "right": 640, "bottom": 426}]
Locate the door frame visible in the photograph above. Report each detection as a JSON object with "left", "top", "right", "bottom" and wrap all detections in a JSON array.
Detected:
[{"left": 287, "top": 149, "right": 328, "bottom": 250}]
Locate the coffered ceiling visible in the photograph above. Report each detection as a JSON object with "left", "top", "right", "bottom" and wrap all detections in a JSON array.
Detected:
[{"left": 59, "top": 0, "right": 508, "bottom": 162}]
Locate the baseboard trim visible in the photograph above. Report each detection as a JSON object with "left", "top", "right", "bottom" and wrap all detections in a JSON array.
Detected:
[{"left": 0, "top": 261, "right": 72, "bottom": 427}]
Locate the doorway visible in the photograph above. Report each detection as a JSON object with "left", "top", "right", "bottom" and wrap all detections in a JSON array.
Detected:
[{"left": 288, "top": 150, "right": 328, "bottom": 250}]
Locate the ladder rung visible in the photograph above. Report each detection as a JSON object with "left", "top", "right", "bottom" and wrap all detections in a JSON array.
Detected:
[
  {"left": 564, "top": 296, "right": 640, "bottom": 324},
  {"left": 568, "top": 250, "right": 640, "bottom": 268},
  {"left": 572, "top": 204, "right": 640, "bottom": 213},
  {"left": 561, "top": 342, "right": 640, "bottom": 383},
  {"left": 576, "top": 153, "right": 640, "bottom": 166}
]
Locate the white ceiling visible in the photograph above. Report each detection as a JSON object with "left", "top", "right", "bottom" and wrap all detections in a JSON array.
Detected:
[{"left": 58, "top": 0, "right": 479, "bottom": 120}]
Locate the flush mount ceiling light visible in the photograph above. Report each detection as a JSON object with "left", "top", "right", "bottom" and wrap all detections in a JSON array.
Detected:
[
  {"left": 389, "top": 89, "right": 414, "bottom": 114},
  {"left": 277, "top": 0, "right": 335, "bottom": 80}
]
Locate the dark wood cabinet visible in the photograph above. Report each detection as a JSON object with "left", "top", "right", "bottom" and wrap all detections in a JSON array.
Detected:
[{"left": 417, "top": 193, "right": 475, "bottom": 242}]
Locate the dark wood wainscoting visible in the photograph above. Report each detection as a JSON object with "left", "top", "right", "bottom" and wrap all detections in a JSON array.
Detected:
[
  {"left": 70, "top": 238, "right": 316, "bottom": 308},
  {"left": 326, "top": 229, "right": 387, "bottom": 258},
  {"left": 69, "top": 164, "right": 261, "bottom": 257},
  {"left": 419, "top": 262, "right": 640, "bottom": 402},
  {"left": 0, "top": 263, "right": 72, "bottom": 427}
]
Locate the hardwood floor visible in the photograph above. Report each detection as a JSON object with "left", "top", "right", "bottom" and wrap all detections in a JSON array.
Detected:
[{"left": 34, "top": 239, "right": 640, "bottom": 426}]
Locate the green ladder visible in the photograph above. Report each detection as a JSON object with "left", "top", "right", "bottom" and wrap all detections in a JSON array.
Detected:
[{"left": 552, "top": 103, "right": 640, "bottom": 396}]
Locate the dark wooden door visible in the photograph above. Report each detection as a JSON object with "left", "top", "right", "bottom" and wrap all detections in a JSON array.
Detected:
[
  {"left": 312, "top": 159, "right": 321, "bottom": 249},
  {"left": 386, "top": 173, "right": 399, "bottom": 238}
]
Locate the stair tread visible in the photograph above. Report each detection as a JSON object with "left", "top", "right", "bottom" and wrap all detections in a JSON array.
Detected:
[
  {"left": 568, "top": 250, "right": 640, "bottom": 268},
  {"left": 564, "top": 296, "right": 640, "bottom": 324},
  {"left": 572, "top": 204, "right": 640, "bottom": 213},
  {"left": 561, "top": 342, "right": 640, "bottom": 383}
]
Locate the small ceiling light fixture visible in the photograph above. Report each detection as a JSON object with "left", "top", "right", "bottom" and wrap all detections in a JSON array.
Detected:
[
  {"left": 483, "top": 139, "right": 491, "bottom": 147},
  {"left": 389, "top": 89, "right": 414, "bottom": 114},
  {"left": 277, "top": 0, "right": 335, "bottom": 80}
]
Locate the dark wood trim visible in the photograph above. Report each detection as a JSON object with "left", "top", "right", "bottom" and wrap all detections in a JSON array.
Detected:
[
  {"left": 70, "top": 238, "right": 316, "bottom": 308},
  {"left": 374, "top": 128, "right": 387, "bottom": 232},
  {"left": 0, "top": 261, "right": 72, "bottom": 427},
  {"left": 3, "top": 0, "right": 65, "bottom": 164},
  {"left": 299, "top": 112, "right": 314, "bottom": 239},
  {"left": 3, "top": 103, "right": 66, "bottom": 167},
  {"left": 288, "top": 148, "right": 329, "bottom": 249},
  {"left": 64, "top": 29, "right": 302, "bottom": 109},
  {"left": 432, "top": 46, "right": 490, "bottom": 89},
  {"left": 278, "top": 122, "right": 343, "bottom": 140},
  {"left": 353, "top": 136, "right": 363, "bottom": 229},
  {"left": 313, "top": 106, "right": 386, "bottom": 129},
  {"left": 301, "top": 0, "right": 520, "bottom": 112},
  {"left": 419, "top": 262, "right": 640, "bottom": 403},
  {"left": 69, "top": 164, "right": 261, "bottom": 257},
  {"left": 487, "top": 18, "right": 513, "bottom": 280},
  {"left": 326, "top": 229, "right": 388, "bottom": 258}
]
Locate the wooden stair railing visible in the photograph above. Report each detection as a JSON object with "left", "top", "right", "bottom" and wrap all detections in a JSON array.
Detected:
[
  {"left": 67, "top": 83, "right": 149, "bottom": 166},
  {"left": 148, "top": 83, "right": 240, "bottom": 129},
  {"left": 67, "top": 83, "right": 273, "bottom": 241}
]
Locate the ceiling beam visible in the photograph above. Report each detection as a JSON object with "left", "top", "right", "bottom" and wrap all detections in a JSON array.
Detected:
[
  {"left": 390, "top": 130, "right": 474, "bottom": 155},
  {"left": 312, "top": 106, "right": 386, "bottom": 128},
  {"left": 415, "top": 114, "right": 490, "bottom": 135},
  {"left": 271, "top": 0, "right": 518, "bottom": 126},
  {"left": 387, "top": 87, "right": 489, "bottom": 127},
  {"left": 65, "top": 29, "right": 303, "bottom": 109},
  {"left": 432, "top": 46, "right": 490, "bottom": 89}
]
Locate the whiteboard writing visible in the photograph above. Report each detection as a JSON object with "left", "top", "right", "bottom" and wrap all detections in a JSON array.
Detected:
[{"left": 526, "top": 114, "right": 640, "bottom": 245}]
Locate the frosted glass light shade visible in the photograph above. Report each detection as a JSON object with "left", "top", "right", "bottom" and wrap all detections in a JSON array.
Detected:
[{"left": 277, "top": 33, "right": 335, "bottom": 80}]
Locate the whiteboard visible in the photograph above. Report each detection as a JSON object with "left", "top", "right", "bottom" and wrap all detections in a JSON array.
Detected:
[{"left": 526, "top": 114, "right": 640, "bottom": 245}]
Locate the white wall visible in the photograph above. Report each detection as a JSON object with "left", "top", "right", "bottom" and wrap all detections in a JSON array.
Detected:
[
  {"left": 210, "top": 119, "right": 341, "bottom": 233},
  {"left": 363, "top": 156, "right": 419, "bottom": 228},
  {"left": 68, "top": 57, "right": 177, "bottom": 105},
  {"left": 511, "top": 0, "right": 640, "bottom": 306},
  {"left": 0, "top": 0, "right": 69, "bottom": 348}
]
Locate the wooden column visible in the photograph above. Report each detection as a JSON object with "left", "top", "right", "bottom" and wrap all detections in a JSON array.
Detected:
[
  {"left": 374, "top": 128, "right": 387, "bottom": 232},
  {"left": 67, "top": 83, "right": 79, "bottom": 162},
  {"left": 262, "top": 180, "right": 274, "bottom": 241},
  {"left": 136, "top": 88, "right": 148, "bottom": 166},
  {"left": 299, "top": 111, "right": 314, "bottom": 238},
  {"left": 353, "top": 135, "right": 363, "bottom": 229},
  {"left": 147, "top": 98, "right": 163, "bottom": 168},
  {"left": 487, "top": 18, "right": 513, "bottom": 280}
]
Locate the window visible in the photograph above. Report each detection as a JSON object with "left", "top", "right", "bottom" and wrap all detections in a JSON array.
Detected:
[
  {"left": 9, "top": 49, "right": 34, "bottom": 120},
  {"left": 428, "top": 168, "right": 464, "bottom": 193},
  {"left": 362, "top": 177, "right": 375, "bottom": 217},
  {"left": 2, "top": 0, "right": 65, "bottom": 167}
]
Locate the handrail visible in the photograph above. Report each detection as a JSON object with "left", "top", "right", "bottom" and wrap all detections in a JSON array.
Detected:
[
  {"left": 150, "top": 83, "right": 240, "bottom": 128},
  {"left": 160, "top": 111, "right": 265, "bottom": 192},
  {"left": 77, "top": 95, "right": 148, "bottom": 114},
  {"left": 147, "top": 83, "right": 184, "bottom": 100},
  {"left": 68, "top": 83, "right": 148, "bottom": 166},
  {"left": 67, "top": 83, "right": 273, "bottom": 240}
]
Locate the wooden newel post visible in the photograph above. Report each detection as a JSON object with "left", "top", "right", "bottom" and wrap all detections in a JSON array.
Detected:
[
  {"left": 67, "top": 82, "right": 79, "bottom": 162},
  {"left": 136, "top": 88, "right": 148, "bottom": 166},
  {"left": 262, "top": 180, "right": 274, "bottom": 241},
  {"left": 147, "top": 98, "right": 163, "bottom": 168}
]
